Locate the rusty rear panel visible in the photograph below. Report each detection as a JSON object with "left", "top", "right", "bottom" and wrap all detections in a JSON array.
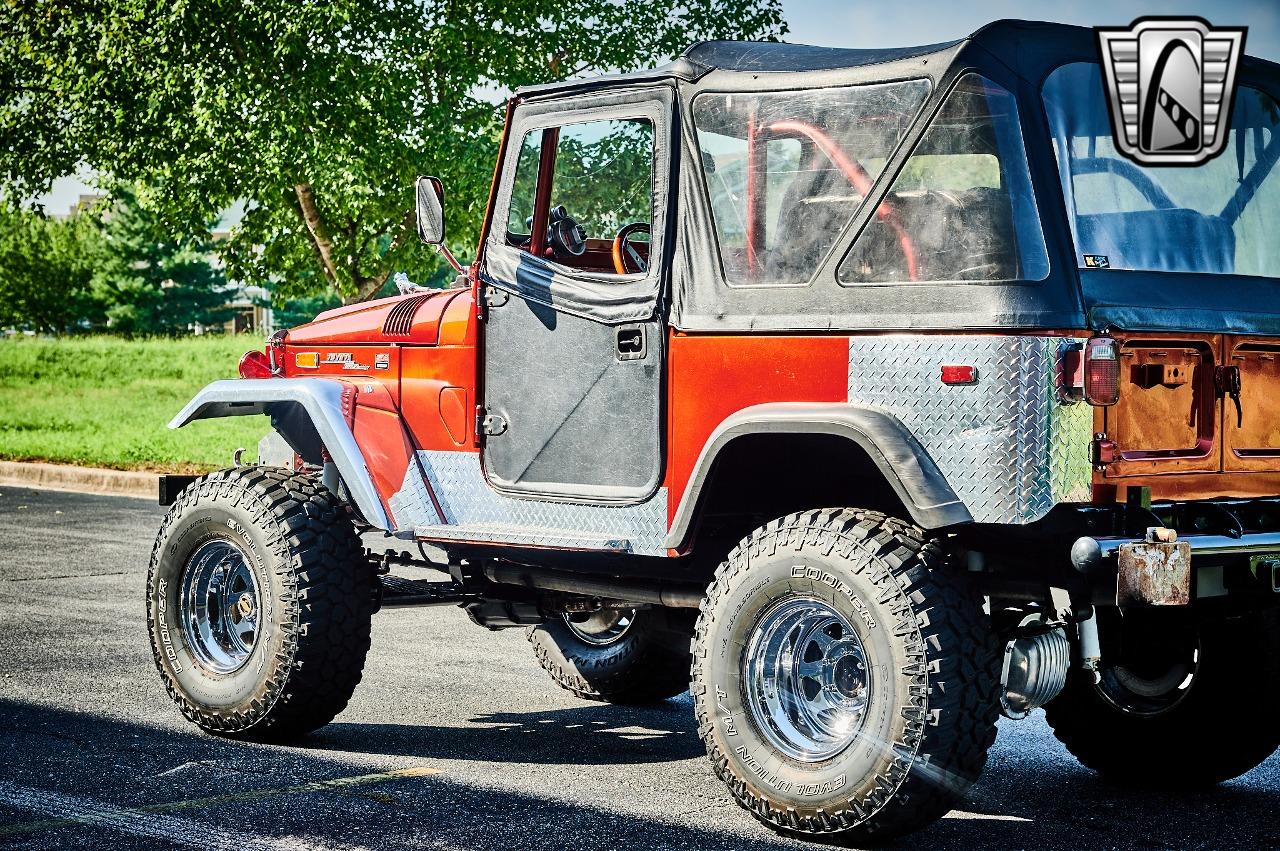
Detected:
[
  {"left": 1103, "top": 334, "right": 1219, "bottom": 477},
  {"left": 1224, "top": 337, "right": 1280, "bottom": 471}
]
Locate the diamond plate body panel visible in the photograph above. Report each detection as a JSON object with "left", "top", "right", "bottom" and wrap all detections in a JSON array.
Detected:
[
  {"left": 387, "top": 459, "right": 444, "bottom": 530},
  {"left": 397, "top": 450, "right": 668, "bottom": 556},
  {"left": 848, "top": 336, "right": 1093, "bottom": 525}
]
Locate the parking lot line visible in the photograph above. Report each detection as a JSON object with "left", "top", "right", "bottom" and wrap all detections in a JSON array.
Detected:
[{"left": 0, "top": 766, "right": 440, "bottom": 842}]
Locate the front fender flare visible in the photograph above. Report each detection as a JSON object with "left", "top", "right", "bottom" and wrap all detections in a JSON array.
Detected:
[
  {"left": 665, "top": 402, "right": 972, "bottom": 550},
  {"left": 169, "top": 378, "right": 391, "bottom": 530}
]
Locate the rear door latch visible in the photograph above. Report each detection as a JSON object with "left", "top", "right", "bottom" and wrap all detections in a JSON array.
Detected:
[{"left": 1215, "top": 365, "right": 1243, "bottom": 427}]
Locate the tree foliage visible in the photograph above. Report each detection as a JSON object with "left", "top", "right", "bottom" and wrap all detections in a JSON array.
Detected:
[
  {"left": 89, "top": 190, "right": 235, "bottom": 335},
  {"left": 0, "top": 204, "right": 96, "bottom": 332},
  {"left": 1, "top": 0, "right": 787, "bottom": 305},
  {"left": 0, "top": 193, "right": 233, "bottom": 334}
]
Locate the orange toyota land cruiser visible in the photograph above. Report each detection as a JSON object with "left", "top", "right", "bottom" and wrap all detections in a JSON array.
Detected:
[{"left": 148, "top": 20, "right": 1280, "bottom": 841}]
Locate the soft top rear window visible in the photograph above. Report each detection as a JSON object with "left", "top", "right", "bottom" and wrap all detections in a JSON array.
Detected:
[{"left": 1044, "top": 62, "right": 1280, "bottom": 278}]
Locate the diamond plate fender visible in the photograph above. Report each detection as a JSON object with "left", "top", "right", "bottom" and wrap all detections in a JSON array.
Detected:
[
  {"left": 169, "top": 378, "right": 391, "bottom": 530},
  {"left": 848, "top": 336, "right": 1093, "bottom": 525}
]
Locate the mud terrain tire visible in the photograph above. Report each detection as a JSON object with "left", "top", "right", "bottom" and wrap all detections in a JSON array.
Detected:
[
  {"left": 1046, "top": 610, "right": 1280, "bottom": 786},
  {"left": 692, "top": 508, "right": 1000, "bottom": 842},
  {"left": 147, "top": 466, "right": 372, "bottom": 741},
  {"left": 530, "top": 608, "right": 693, "bottom": 703}
]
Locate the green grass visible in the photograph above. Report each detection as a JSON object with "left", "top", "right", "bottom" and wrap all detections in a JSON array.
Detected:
[{"left": 0, "top": 335, "right": 269, "bottom": 473}]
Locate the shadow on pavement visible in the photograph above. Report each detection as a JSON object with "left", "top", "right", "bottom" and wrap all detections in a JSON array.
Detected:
[
  {"left": 311, "top": 700, "right": 705, "bottom": 765},
  {"left": 1, "top": 697, "right": 1278, "bottom": 850}
]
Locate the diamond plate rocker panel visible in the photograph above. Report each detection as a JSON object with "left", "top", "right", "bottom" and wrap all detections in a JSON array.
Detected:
[
  {"left": 848, "top": 336, "right": 1093, "bottom": 525},
  {"left": 394, "top": 451, "right": 669, "bottom": 556}
]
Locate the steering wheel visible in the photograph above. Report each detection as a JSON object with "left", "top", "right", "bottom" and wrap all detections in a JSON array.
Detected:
[
  {"left": 611, "top": 222, "right": 650, "bottom": 274},
  {"left": 1074, "top": 157, "right": 1177, "bottom": 210},
  {"left": 547, "top": 205, "right": 587, "bottom": 258}
]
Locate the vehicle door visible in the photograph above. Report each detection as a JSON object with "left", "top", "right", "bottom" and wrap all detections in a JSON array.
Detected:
[{"left": 476, "top": 88, "right": 672, "bottom": 502}]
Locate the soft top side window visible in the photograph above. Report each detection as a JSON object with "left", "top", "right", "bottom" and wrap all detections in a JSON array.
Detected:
[
  {"left": 504, "top": 117, "right": 654, "bottom": 276},
  {"left": 691, "top": 80, "right": 931, "bottom": 287},
  {"left": 839, "top": 74, "right": 1049, "bottom": 285}
]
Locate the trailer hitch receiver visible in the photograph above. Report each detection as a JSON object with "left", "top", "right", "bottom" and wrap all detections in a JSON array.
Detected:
[{"left": 1116, "top": 528, "right": 1192, "bottom": 606}]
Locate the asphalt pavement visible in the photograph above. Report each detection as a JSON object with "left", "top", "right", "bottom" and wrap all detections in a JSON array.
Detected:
[{"left": 0, "top": 485, "right": 1277, "bottom": 850}]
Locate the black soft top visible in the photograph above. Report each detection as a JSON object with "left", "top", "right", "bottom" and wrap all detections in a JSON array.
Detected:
[
  {"left": 506, "top": 20, "right": 1280, "bottom": 336},
  {"left": 517, "top": 19, "right": 1280, "bottom": 99}
]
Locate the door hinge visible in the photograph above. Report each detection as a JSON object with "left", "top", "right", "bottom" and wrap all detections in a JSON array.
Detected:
[
  {"left": 484, "top": 287, "right": 509, "bottom": 308},
  {"left": 476, "top": 409, "right": 507, "bottom": 437},
  {"left": 1092, "top": 432, "right": 1117, "bottom": 471}
]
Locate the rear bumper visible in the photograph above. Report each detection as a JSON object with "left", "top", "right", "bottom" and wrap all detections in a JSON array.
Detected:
[
  {"left": 1072, "top": 529, "right": 1280, "bottom": 605},
  {"left": 1086, "top": 531, "right": 1280, "bottom": 561}
]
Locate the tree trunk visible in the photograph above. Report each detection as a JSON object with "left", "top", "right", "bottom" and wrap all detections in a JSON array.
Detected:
[{"left": 293, "top": 183, "right": 346, "bottom": 299}]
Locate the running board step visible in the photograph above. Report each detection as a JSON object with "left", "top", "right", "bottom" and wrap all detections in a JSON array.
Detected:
[
  {"left": 377, "top": 574, "right": 476, "bottom": 609},
  {"left": 414, "top": 523, "right": 631, "bottom": 552}
]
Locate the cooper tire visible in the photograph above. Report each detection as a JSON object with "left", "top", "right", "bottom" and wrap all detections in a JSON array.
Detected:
[
  {"left": 692, "top": 508, "right": 1000, "bottom": 842},
  {"left": 146, "top": 466, "right": 372, "bottom": 741},
  {"left": 529, "top": 608, "right": 693, "bottom": 703},
  {"left": 1045, "top": 609, "right": 1280, "bottom": 786}
]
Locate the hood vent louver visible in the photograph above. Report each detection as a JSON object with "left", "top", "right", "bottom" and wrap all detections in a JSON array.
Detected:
[{"left": 383, "top": 294, "right": 433, "bottom": 337}]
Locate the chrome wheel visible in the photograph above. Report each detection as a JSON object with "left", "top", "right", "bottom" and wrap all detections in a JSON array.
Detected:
[
  {"left": 564, "top": 609, "right": 635, "bottom": 647},
  {"left": 744, "top": 597, "right": 872, "bottom": 762},
  {"left": 180, "top": 538, "right": 260, "bottom": 674}
]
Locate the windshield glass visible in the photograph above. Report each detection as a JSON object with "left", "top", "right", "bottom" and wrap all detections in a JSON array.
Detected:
[{"left": 1044, "top": 62, "right": 1280, "bottom": 278}]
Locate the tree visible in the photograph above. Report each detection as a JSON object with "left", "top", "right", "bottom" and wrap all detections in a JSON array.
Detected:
[
  {"left": 0, "top": 204, "right": 96, "bottom": 332},
  {"left": 1, "top": 1, "right": 787, "bottom": 305},
  {"left": 88, "top": 190, "right": 234, "bottom": 335}
]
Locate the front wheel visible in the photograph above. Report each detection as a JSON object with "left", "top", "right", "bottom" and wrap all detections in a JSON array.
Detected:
[
  {"left": 1045, "top": 608, "right": 1280, "bottom": 786},
  {"left": 147, "top": 466, "right": 373, "bottom": 741},
  {"left": 692, "top": 509, "right": 1000, "bottom": 842}
]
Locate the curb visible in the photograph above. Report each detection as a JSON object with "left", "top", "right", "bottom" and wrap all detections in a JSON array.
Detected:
[{"left": 0, "top": 461, "right": 156, "bottom": 500}]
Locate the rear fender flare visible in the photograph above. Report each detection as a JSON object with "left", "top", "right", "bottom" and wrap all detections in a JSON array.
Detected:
[
  {"left": 665, "top": 402, "right": 972, "bottom": 550},
  {"left": 169, "top": 378, "right": 391, "bottom": 530}
]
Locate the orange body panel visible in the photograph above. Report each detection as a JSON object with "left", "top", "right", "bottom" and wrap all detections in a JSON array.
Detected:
[
  {"left": 288, "top": 288, "right": 463, "bottom": 346},
  {"left": 284, "top": 344, "right": 402, "bottom": 406},
  {"left": 664, "top": 333, "right": 850, "bottom": 523},
  {"left": 400, "top": 345, "right": 478, "bottom": 454},
  {"left": 1101, "top": 333, "right": 1220, "bottom": 477},
  {"left": 352, "top": 404, "right": 416, "bottom": 513},
  {"left": 1223, "top": 335, "right": 1280, "bottom": 471}
]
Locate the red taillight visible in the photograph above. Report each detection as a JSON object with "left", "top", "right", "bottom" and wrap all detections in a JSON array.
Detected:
[
  {"left": 1084, "top": 335, "right": 1121, "bottom": 406},
  {"left": 940, "top": 364, "right": 978, "bottom": 385},
  {"left": 238, "top": 349, "right": 274, "bottom": 379}
]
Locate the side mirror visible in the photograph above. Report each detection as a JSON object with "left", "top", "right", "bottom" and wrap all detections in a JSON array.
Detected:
[{"left": 415, "top": 176, "right": 445, "bottom": 245}]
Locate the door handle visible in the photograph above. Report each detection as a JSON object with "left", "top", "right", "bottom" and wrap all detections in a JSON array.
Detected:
[
  {"left": 1216, "top": 365, "right": 1243, "bottom": 428},
  {"left": 616, "top": 326, "right": 646, "bottom": 361}
]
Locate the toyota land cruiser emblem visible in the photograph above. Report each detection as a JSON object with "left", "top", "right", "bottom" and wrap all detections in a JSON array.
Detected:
[{"left": 1096, "top": 17, "right": 1246, "bottom": 166}]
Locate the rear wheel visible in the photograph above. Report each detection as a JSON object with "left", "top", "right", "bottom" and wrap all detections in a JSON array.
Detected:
[
  {"left": 529, "top": 607, "right": 692, "bottom": 703},
  {"left": 692, "top": 509, "right": 1000, "bottom": 842},
  {"left": 1045, "top": 609, "right": 1280, "bottom": 786},
  {"left": 147, "top": 466, "right": 373, "bottom": 741}
]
